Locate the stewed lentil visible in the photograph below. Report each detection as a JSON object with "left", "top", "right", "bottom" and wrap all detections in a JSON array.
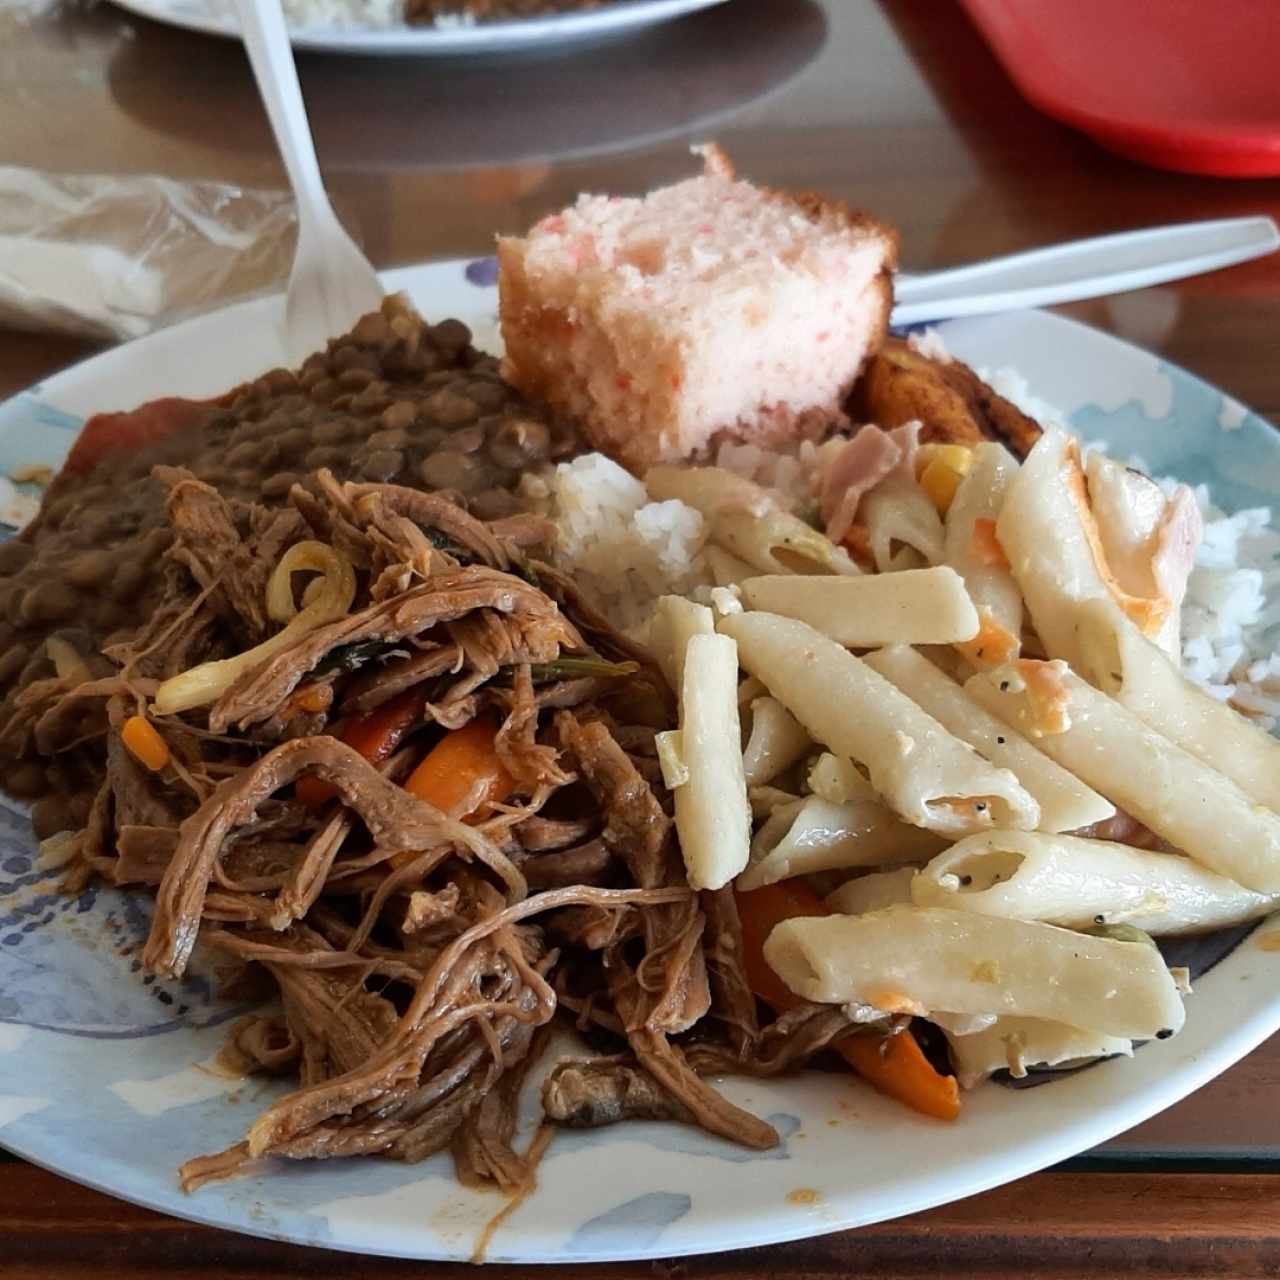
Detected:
[{"left": 0, "top": 295, "right": 574, "bottom": 833}]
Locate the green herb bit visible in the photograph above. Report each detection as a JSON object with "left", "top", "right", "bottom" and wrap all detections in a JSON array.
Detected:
[
  {"left": 529, "top": 657, "right": 641, "bottom": 683},
  {"left": 313, "top": 640, "right": 389, "bottom": 676}
]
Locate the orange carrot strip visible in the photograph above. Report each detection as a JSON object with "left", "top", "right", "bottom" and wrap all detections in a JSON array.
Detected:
[
  {"left": 401, "top": 717, "right": 514, "bottom": 819},
  {"left": 736, "top": 882, "right": 959, "bottom": 1121},
  {"left": 835, "top": 1026, "right": 960, "bottom": 1121},
  {"left": 390, "top": 718, "right": 516, "bottom": 869},
  {"left": 970, "top": 517, "right": 1010, "bottom": 570},
  {"left": 954, "top": 611, "right": 1020, "bottom": 670},
  {"left": 1014, "top": 657, "right": 1073, "bottom": 736},
  {"left": 296, "top": 687, "right": 425, "bottom": 808},
  {"left": 736, "top": 881, "right": 828, "bottom": 1015},
  {"left": 122, "top": 715, "right": 170, "bottom": 772}
]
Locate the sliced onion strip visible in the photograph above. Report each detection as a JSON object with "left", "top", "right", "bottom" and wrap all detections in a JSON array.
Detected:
[
  {"left": 154, "top": 542, "right": 355, "bottom": 716},
  {"left": 46, "top": 636, "right": 92, "bottom": 685}
]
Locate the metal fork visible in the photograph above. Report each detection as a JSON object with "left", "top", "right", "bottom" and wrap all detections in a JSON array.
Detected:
[{"left": 233, "top": 0, "right": 383, "bottom": 364}]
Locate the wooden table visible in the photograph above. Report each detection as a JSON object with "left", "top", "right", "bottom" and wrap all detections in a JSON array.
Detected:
[{"left": 3, "top": 0, "right": 1280, "bottom": 1272}]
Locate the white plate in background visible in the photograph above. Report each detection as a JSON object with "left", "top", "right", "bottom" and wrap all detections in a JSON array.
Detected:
[{"left": 110, "top": 0, "right": 728, "bottom": 56}]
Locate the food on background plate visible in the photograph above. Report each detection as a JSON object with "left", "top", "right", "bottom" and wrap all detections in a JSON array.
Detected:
[
  {"left": 282, "top": 0, "right": 612, "bottom": 31},
  {"left": 5, "top": 148, "right": 1280, "bottom": 1208},
  {"left": 406, "top": 0, "right": 612, "bottom": 19}
]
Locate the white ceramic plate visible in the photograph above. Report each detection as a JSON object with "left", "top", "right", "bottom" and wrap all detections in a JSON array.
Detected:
[
  {"left": 109, "top": 0, "right": 727, "bottom": 55},
  {"left": 1, "top": 258, "right": 1279, "bottom": 1263}
]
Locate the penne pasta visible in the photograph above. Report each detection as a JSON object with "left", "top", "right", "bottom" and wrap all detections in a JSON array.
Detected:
[
  {"left": 646, "top": 464, "right": 859, "bottom": 575},
  {"left": 648, "top": 594, "right": 715, "bottom": 692},
  {"left": 807, "top": 752, "right": 876, "bottom": 805},
  {"left": 666, "top": 632, "right": 751, "bottom": 891},
  {"left": 943, "top": 442, "right": 1023, "bottom": 669},
  {"left": 720, "top": 612, "right": 1040, "bottom": 836},
  {"left": 826, "top": 867, "right": 918, "bottom": 915},
  {"left": 913, "top": 830, "right": 1277, "bottom": 934},
  {"left": 861, "top": 423, "right": 944, "bottom": 571},
  {"left": 763, "top": 906, "right": 1186, "bottom": 1039},
  {"left": 749, "top": 784, "right": 801, "bottom": 819},
  {"left": 706, "top": 544, "right": 758, "bottom": 589},
  {"left": 741, "top": 695, "right": 812, "bottom": 787},
  {"left": 1085, "top": 453, "right": 1201, "bottom": 663},
  {"left": 712, "top": 508, "right": 861, "bottom": 577},
  {"left": 940, "top": 1015, "right": 1132, "bottom": 1089},
  {"left": 644, "top": 464, "right": 773, "bottom": 521},
  {"left": 995, "top": 429, "right": 1112, "bottom": 672},
  {"left": 1076, "top": 596, "right": 1280, "bottom": 814},
  {"left": 862, "top": 489, "right": 944, "bottom": 571},
  {"left": 863, "top": 644, "right": 1113, "bottom": 833},
  {"left": 916, "top": 643, "right": 977, "bottom": 683},
  {"left": 967, "top": 660, "right": 1280, "bottom": 895},
  {"left": 737, "top": 795, "right": 944, "bottom": 890},
  {"left": 740, "top": 568, "right": 980, "bottom": 647}
]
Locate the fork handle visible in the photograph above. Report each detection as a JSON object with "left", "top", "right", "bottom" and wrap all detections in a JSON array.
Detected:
[
  {"left": 233, "top": 0, "right": 335, "bottom": 233},
  {"left": 892, "top": 216, "right": 1279, "bottom": 326}
]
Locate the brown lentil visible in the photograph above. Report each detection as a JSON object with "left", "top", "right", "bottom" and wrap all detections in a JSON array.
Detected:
[
  {"left": 418, "top": 450, "right": 491, "bottom": 495},
  {"left": 439, "top": 423, "right": 485, "bottom": 455},
  {"left": 0, "top": 295, "right": 571, "bottom": 810},
  {"left": 488, "top": 416, "right": 552, "bottom": 470},
  {"left": 381, "top": 401, "right": 418, "bottom": 432},
  {"left": 367, "top": 428, "right": 409, "bottom": 452},
  {"left": 358, "top": 450, "right": 404, "bottom": 482}
]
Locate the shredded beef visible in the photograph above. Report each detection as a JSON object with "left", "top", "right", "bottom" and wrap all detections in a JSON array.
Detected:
[
  {"left": 522, "top": 838, "right": 612, "bottom": 890},
  {"left": 34, "top": 409, "right": 818, "bottom": 1195},
  {"left": 210, "top": 566, "right": 580, "bottom": 733},
  {"left": 543, "top": 1057, "right": 694, "bottom": 1128}
]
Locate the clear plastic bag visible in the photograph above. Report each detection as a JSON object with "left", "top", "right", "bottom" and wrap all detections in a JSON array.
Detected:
[{"left": 0, "top": 167, "right": 298, "bottom": 341}]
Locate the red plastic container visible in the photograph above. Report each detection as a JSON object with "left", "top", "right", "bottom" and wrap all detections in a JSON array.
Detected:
[{"left": 959, "top": 0, "right": 1280, "bottom": 178}]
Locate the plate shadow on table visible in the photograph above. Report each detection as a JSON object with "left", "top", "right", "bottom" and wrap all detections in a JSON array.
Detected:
[{"left": 106, "top": 0, "right": 826, "bottom": 172}]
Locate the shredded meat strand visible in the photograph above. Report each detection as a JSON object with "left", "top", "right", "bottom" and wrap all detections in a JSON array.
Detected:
[{"left": 46, "top": 426, "right": 821, "bottom": 1197}]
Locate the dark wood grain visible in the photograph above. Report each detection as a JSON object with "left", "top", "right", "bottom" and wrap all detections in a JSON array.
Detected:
[
  {"left": 4, "top": 1161, "right": 1280, "bottom": 1277},
  {"left": 3, "top": 0, "right": 1280, "bottom": 1268}
]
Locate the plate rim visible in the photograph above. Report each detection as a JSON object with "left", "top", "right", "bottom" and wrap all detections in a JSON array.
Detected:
[{"left": 107, "top": 0, "right": 729, "bottom": 55}]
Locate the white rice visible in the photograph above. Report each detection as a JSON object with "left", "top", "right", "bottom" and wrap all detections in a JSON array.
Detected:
[
  {"left": 907, "top": 327, "right": 952, "bottom": 365},
  {"left": 547, "top": 333, "right": 1280, "bottom": 730},
  {"left": 546, "top": 453, "right": 710, "bottom": 635},
  {"left": 1177, "top": 497, "right": 1280, "bottom": 727}
]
